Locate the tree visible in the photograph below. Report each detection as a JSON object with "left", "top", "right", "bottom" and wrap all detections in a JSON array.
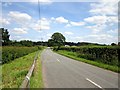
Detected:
[
  {"left": 20, "top": 40, "right": 33, "bottom": 47},
  {"left": 48, "top": 32, "right": 65, "bottom": 50},
  {"left": 1, "top": 28, "right": 10, "bottom": 45},
  {"left": 111, "top": 43, "right": 116, "bottom": 46}
]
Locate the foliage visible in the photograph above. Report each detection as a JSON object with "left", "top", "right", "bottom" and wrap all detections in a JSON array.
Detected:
[
  {"left": 1, "top": 28, "right": 10, "bottom": 46},
  {"left": 56, "top": 50, "right": 119, "bottom": 72},
  {"left": 2, "top": 46, "right": 39, "bottom": 64},
  {"left": 48, "top": 32, "right": 66, "bottom": 49},
  {"left": 20, "top": 40, "right": 33, "bottom": 47},
  {"left": 54, "top": 46, "right": 119, "bottom": 66},
  {"left": 2, "top": 51, "right": 37, "bottom": 88}
]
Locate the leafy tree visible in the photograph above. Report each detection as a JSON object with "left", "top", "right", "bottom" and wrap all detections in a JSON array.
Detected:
[
  {"left": 1, "top": 28, "right": 10, "bottom": 45},
  {"left": 20, "top": 40, "right": 33, "bottom": 47},
  {"left": 48, "top": 39, "right": 54, "bottom": 47},
  {"left": 48, "top": 32, "right": 66, "bottom": 50},
  {"left": 111, "top": 43, "right": 116, "bottom": 46}
]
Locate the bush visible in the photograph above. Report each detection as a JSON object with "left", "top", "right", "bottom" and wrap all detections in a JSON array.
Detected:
[
  {"left": 2, "top": 46, "right": 39, "bottom": 64},
  {"left": 54, "top": 46, "right": 119, "bottom": 66}
]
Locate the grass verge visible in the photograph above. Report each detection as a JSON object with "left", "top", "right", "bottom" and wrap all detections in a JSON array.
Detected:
[
  {"left": 56, "top": 50, "right": 119, "bottom": 73},
  {"left": 30, "top": 51, "right": 44, "bottom": 88},
  {"left": 2, "top": 51, "right": 37, "bottom": 88}
]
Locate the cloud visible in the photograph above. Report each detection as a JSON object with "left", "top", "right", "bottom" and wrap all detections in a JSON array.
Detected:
[
  {"left": 84, "top": 15, "right": 107, "bottom": 24},
  {"left": 12, "top": 28, "right": 28, "bottom": 34},
  {"left": 86, "top": 24, "right": 106, "bottom": 34},
  {"left": 9, "top": 11, "right": 32, "bottom": 25},
  {"left": 84, "top": 33, "right": 117, "bottom": 44},
  {"left": 32, "top": 18, "right": 50, "bottom": 30},
  {"left": 70, "top": 21, "right": 85, "bottom": 26},
  {"left": 55, "top": 16, "right": 68, "bottom": 24},
  {"left": 64, "top": 31, "right": 73, "bottom": 35},
  {"left": 89, "top": 0, "right": 118, "bottom": 15},
  {"left": 107, "top": 29, "right": 118, "bottom": 34},
  {"left": 0, "top": 18, "right": 10, "bottom": 25}
]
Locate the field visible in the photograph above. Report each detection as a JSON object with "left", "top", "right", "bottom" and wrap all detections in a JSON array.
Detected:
[{"left": 54, "top": 46, "right": 119, "bottom": 72}]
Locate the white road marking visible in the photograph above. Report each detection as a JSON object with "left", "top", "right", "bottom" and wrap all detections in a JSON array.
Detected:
[
  {"left": 86, "top": 78, "right": 103, "bottom": 89},
  {"left": 57, "top": 59, "right": 60, "bottom": 62}
]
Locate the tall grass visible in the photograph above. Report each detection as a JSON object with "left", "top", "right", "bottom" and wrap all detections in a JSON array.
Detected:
[
  {"left": 2, "top": 51, "right": 38, "bottom": 88},
  {"left": 30, "top": 51, "right": 44, "bottom": 88}
]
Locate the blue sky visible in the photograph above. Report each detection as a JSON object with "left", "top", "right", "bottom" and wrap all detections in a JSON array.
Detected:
[{"left": 1, "top": 0, "right": 118, "bottom": 44}]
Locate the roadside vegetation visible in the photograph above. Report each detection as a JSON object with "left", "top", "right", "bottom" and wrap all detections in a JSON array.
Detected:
[
  {"left": 2, "top": 46, "right": 39, "bottom": 64},
  {"left": 54, "top": 46, "right": 119, "bottom": 73},
  {"left": 2, "top": 51, "right": 37, "bottom": 88},
  {"left": 30, "top": 51, "right": 44, "bottom": 88}
]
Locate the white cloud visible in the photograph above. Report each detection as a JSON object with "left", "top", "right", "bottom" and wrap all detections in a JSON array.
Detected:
[
  {"left": 84, "top": 15, "right": 107, "bottom": 24},
  {"left": 0, "top": 18, "right": 10, "bottom": 25},
  {"left": 70, "top": 21, "right": 85, "bottom": 26},
  {"left": 86, "top": 24, "right": 106, "bottom": 34},
  {"left": 64, "top": 32, "right": 73, "bottom": 35},
  {"left": 65, "top": 24, "right": 71, "bottom": 27},
  {"left": 47, "top": 33, "right": 52, "bottom": 37},
  {"left": 89, "top": 0, "right": 118, "bottom": 15},
  {"left": 84, "top": 33, "right": 117, "bottom": 44},
  {"left": 107, "top": 16, "right": 118, "bottom": 23},
  {"left": 12, "top": 28, "right": 28, "bottom": 34},
  {"left": 55, "top": 16, "right": 68, "bottom": 23},
  {"left": 107, "top": 29, "right": 118, "bottom": 34},
  {"left": 32, "top": 18, "right": 50, "bottom": 30},
  {"left": 9, "top": 11, "right": 32, "bottom": 25}
]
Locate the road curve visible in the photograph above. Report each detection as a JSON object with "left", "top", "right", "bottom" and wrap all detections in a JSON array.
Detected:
[{"left": 41, "top": 48, "right": 118, "bottom": 88}]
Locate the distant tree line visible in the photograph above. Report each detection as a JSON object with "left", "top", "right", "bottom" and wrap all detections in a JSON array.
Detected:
[{"left": 0, "top": 28, "right": 119, "bottom": 47}]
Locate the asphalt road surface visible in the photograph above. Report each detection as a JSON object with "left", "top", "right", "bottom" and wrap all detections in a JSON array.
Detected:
[{"left": 41, "top": 48, "right": 118, "bottom": 89}]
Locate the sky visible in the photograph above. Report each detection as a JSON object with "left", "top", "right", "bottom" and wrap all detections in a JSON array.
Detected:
[{"left": 1, "top": 0, "right": 119, "bottom": 44}]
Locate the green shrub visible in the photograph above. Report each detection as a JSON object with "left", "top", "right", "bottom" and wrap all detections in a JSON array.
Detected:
[
  {"left": 54, "top": 46, "right": 119, "bottom": 66},
  {"left": 2, "top": 46, "right": 39, "bottom": 64}
]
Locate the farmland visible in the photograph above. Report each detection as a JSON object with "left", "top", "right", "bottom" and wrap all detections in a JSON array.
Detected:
[{"left": 54, "top": 46, "right": 119, "bottom": 72}]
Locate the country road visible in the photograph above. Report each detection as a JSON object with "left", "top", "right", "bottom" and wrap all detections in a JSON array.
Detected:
[{"left": 41, "top": 48, "right": 118, "bottom": 88}]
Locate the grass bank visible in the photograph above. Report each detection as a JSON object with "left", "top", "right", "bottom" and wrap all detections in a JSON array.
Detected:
[
  {"left": 2, "top": 51, "right": 38, "bottom": 88},
  {"left": 30, "top": 51, "right": 44, "bottom": 88},
  {"left": 56, "top": 50, "right": 119, "bottom": 73}
]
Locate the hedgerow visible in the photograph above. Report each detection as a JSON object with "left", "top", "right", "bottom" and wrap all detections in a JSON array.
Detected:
[
  {"left": 2, "top": 46, "right": 40, "bottom": 64},
  {"left": 54, "top": 46, "right": 119, "bottom": 66}
]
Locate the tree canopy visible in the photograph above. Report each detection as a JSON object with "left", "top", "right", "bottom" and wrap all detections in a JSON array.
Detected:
[
  {"left": 48, "top": 32, "right": 66, "bottom": 48},
  {"left": 1, "top": 28, "right": 10, "bottom": 45}
]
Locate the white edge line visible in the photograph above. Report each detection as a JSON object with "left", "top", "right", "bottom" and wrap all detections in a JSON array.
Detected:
[
  {"left": 57, "top": 59, "right": 60, "bottom": 62},
  {"left": 86, "top": 78, "right": 102, "bottom": 89}
]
